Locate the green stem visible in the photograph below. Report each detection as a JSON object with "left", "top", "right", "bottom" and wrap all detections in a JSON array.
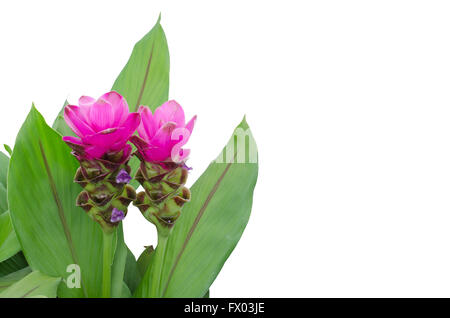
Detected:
[
  {"left": 152, "top": 232, "right": 169, "bottom": 297},
  {"left": 102, "top": 230, "right": 114, "bottom": 298}
]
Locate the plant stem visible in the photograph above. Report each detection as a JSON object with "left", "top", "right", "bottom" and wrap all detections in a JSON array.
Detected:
[
  {"left": 102, "top": 230, "right": 114, "bottom": 298},
  {"left": 153, "top": 232, "right": 169, "bottom": 297}
]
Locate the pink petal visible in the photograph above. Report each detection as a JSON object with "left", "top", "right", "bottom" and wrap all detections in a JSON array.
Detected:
[
  {"left": 77, "top": 97, "right": 94, "bottom": 123},
  {"left": 84, "top": 144, "right": 108, "bottom": 159},
  {"left": 62, "top": 136, "right": 85, "bottom": 154},
  {"left": 138, "top": 106, "right": 157, "bottom": 141},
  {"left": 171, "top": 146, "right": 191, "bottom": 163},
  {"left": 62, "top": 135, "right": 83, "bottom": 145},
  {"left": 78, "top": 96, "right": 95, "bottom": 107},
  {"left": 185, "top": 115, "right": 197, "bottom": 135},
  {"left": 83, "top": 127, "right": 125, "bottom": 148},
  {"left": 121, "top": 143, "right": 132, "bottom": 160},
  {"left": 83, "top": 113, "right": 139, "bottom": 148},
  {"left": 88, "top": 99, "right": 115, "bottom": 132},
  {"left": 122, "top": 112, "right": 141, "bottom": 137},
  {"left": 64, "top": 105, "right": 95, "bottom": 137},
  {"left": 150, "top": 121, "right": 177, "bottom": 149},
  {"left": 154, "top": 100, "right": 185, "bottom": 128},
  {"left": 100, "top": 91, "right": 122, "bottom": 106},
  {"left": 143, "top": 146, "right": 171, "bottom": 162},
  {"left": 100, "top": 91, "right": 129, "bottom": 126}
]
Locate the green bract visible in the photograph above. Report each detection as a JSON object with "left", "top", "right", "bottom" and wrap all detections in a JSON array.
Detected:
[{"left": 0, "top": 15, "right": 258, "bottom": 298}]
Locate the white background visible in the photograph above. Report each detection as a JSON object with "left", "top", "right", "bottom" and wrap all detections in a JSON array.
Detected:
[{"left": 1, "top": 0, "right": 450, "bottom": 297}]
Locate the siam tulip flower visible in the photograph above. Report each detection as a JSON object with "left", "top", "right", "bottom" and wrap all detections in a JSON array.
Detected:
[
  {"left": 63, "top": 91, "right": 138, "bottom": 233},
  {"left": 63, "top": 91, "right": 140, "bottom": 162},
  {"left": 131, "top": 101, "right": 196, "bottom": 236},
  {"left": 130, "top": 100, "right": 196, "bottom": 163}
]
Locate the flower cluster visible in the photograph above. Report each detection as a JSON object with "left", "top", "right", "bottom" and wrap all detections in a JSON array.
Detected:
[{"left": 63, "top": 91, "right": 195, "bottom": 235}]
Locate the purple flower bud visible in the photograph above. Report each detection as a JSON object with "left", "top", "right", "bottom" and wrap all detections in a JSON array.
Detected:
[
  {"left": 110, "top": 208, "right": 125, "bottom": 223},
  {"left": 116, "top": 169, "right": 131, "bottom": 184}
]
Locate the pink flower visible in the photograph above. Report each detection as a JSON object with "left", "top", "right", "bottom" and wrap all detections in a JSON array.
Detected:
[
  {"left": 130, "top": 100, "right": 196, "bottom": 163},
  {"left": 63, "top": 91, "right": 140, "bottom": 161}
]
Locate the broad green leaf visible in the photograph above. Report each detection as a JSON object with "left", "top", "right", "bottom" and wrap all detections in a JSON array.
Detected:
[
  {"left": 51, "top": 100, "right": 74, "bottom": 137},
  {"left": 135, "top": 117, "right": 258, "bottom": 297},
  {"left": 52, "top": 16, "right": 169, "bottom": 190},
  {"left": 48, "top": 17, "right": 170, "bottom": 295},
  {"left": 8, "top": 106, "right": 106, "bottom": 297},
  {"left": 203, "top": 290, "right": 210, "bottom": 298},
  {"left": 0, "top": 267, "right": 31, "bottom": 292},
  {"left": 121, "top": 281, "right": 132, "bottom": 298},
  {"left": 137, "top": 245, "right": 154, "bottom": 277},
  {"left": 52, "top": 15, "right": 169, "bottom": 135},
  {"left": 0, "top": 155, "right": 25, "bottom": 276},
  {"left": 0, "top": 271, "right": 60, "bottom": 298},
  {"left": 123, "top": 248, "right": 141, "bottom": 293},
  {"left": 112, "top": 14, "right": 170, "bottom": 112},
  {"left": 0, "top": 253, "right": 28, "bottom": 277},
  {"left": 52, "top": 14, "right": 169, "bottom": 135},
  {"left": 50, "top": 115, "right": 132, "bottom": 297},
  {"left": 112, "top": 14, "right": 170, "bottom": 189},
  {"left": 0, "top": 211, "right": 20, "bottom": 262}
]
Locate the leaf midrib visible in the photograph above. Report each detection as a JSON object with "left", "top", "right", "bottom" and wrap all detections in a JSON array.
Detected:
[
  {"left": 21, "top": 285, "right": 40, "bottom": 298},
  {"left": 134, "top": 40, "right": 156, "bottom": 111},
  {"left": 38, "top": 141, "right": 87, "bottom": 297}
]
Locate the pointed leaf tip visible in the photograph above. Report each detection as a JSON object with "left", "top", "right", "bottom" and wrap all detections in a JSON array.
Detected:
[
  {"left": 4, "top": 144, "right": 12, "bottom": 156},
  {"left": 239, "top": 115, "right": 249, "bottom": 130}
]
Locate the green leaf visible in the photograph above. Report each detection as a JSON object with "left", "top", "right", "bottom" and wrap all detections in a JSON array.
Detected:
[
  {"left": 121, "top": 281, "right": 132, "bottom": 298},
  {"left": 0, "top": 157, "right": 25, "bottom": 276},
  {"left": 0, "top": 211, "right": 21, "bottom": 262},
  {"left": 8, "top": 106, "right": 106, "bottom": 297},
  {"left": 112, "top": 14, "right": 170, "bottom": 112},
  {"left": 0, "top": 271, "right": 61, "bottom": 298},
  {"left": 51, "top": 100, "right": 74, "bottom": 137},
  {"left": 0, "top": 253, "right": 28, "bottom": 277},
  {"left": 137, "top": 245, "right": 154, "bottom": 277},
  {"left": 111, "top": 223, "right": 127, "bottom": 298},
  {"left": 52, "top": 16, "right": 169, "bottom": 137},
  {"left": 0, "top": 151, "right": 8, "bottom": 214},
  {"left": 135, "top": 117, "right": 258, "bottom": 297},
  {"left": 0, "top": 184, "right": 7, "bottom": 214},
  {"left": 3, "top": 145, "right": 12, "bottom": 156},
  {"left": 123, "top": 248, "right": 141, "bottom": 294},
  {"left": 0, "top": 267, "right": 31, "bottom": 292},
  {"left": 112, "top": 14, "right": 170, "bottom": 189},
  {"left": 0, "top": 151, "right": 8, "bottom": 188},
  {"left": 52, "top": 16, "right": 169, "bottom": 190}
]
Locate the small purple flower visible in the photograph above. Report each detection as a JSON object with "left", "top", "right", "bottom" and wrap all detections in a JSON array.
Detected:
[
  {"left": 110, "top": 208, "right": 125, "bottom": 223},
  {"left": 116, "top": 169, "right": 131, "bottom": 184}
]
